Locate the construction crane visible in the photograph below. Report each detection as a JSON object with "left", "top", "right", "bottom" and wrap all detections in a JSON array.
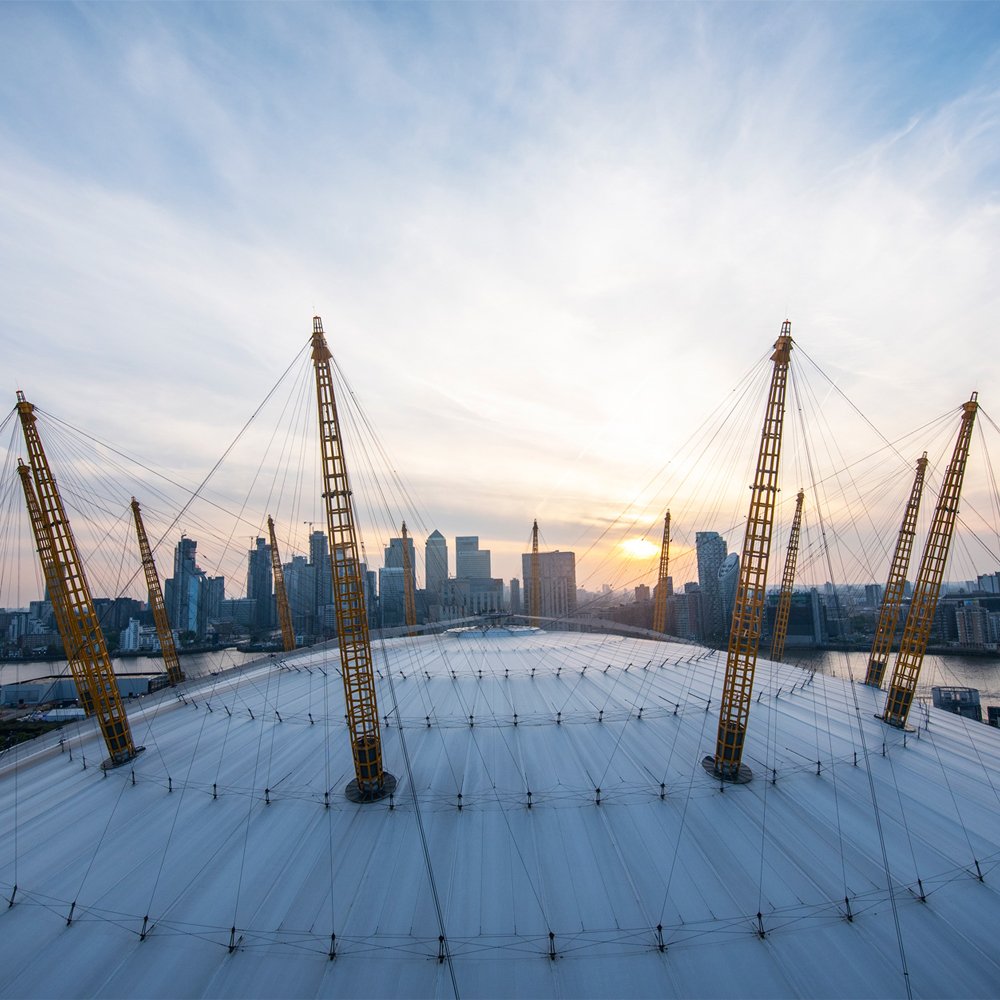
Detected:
[
  {"left": 400, "top": 521, "right": 417, "bottom": 632},
  {"left": 863, "top": 453, "right": 928, "bottom": 688},
  {"left": 131, "top": 498, "right": 184, "bottom": 685},
  {"left": 529, "top": 519, "right": 541, "bottom": 626},
  {"left": 883, "top": 396, "right": 978, "bottom": 729},
  {"left": 267, "top": 515, "right": 296, "bottom": 653},
  {"left": 769, "top": 489, "right": 805, "bottom": 662},
  {"left": 311, "top": 317, "right": 394, "bottom": 801},
  {"left": 708, "top": 323, "right": 793, "bottom": 782},
  {"left": 16, "top": 392, "right": 140, "bottom": 768},
  {"left": 652, "top": 512, "right": 671, "bottom": 634}
]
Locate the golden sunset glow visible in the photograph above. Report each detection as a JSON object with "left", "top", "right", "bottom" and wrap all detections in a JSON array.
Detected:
[{"left": 620, "top": 537, "right": 659, "bottom": 560}]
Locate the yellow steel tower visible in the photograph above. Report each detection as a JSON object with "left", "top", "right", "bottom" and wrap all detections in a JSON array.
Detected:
[
  {"left": 707, "top": 324, "right": 793, "bottom": 782},
  {"left": 529, "top": 519, "right": 541, "bottom": 626},
  {"left": 131, "top": 498, "right": 184, "bottom": 685},
  {"left": 267, "top": 515, "right": 296, "bottom": 653},
  {"left": 400, "top": 521, "right": 417, "bottom": 632},
  {"left": 863, "top": 453, "right": 928, "bottom": 688},
  {"left": 882, "top": 396, "right": 978, "bottom": 729},
  {"left": 17, "top": 392, "right": 140, "bottom": 767},
  {"left": 311, "top": 318, "right": 394, "bottom": 801},
  {"left": 18, "top": 461, "right": 92, "bottom": 708},
  {"left": 652, "top": 512, "right": 671, "bottom": 635},
  {"left": 769, "top": 489, "right": 805, "bottom": 662}
]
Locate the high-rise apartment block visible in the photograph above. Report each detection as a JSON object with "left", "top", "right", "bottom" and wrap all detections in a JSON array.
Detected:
[
  {"left": 247, "top": 536, "right": 273, "bottom": 633},
  {"left": 164, "top": 536, "right": 225, "bottom": 640},
  {"left": 696, "top": 531, "right": 728, "bottom": 640}
]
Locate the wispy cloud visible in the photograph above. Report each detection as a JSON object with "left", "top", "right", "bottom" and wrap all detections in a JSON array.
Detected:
[{"left": 1, "top": 3, "right": 998, "bottom": 595}]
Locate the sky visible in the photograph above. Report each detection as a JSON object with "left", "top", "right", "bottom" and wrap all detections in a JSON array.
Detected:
[{"left": 1, "top": 2, "right": 999, "bottom": 601}]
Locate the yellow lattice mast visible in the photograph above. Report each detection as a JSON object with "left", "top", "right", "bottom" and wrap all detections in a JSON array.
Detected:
[
  {"left": 883, "top": 396, "right": 978, "bottom": 729},
  {"left": 17, "top": 392, "right": 140, "bottom": 767},
  {"left": 267, "top": 515, "right": 296, "bottom": 653},
  {"left": 131, "top": 498, "right": 184, "bottom": 685},
  {"left": 707, "top": 323, "right": 792, "bottom": 782},
  {"left": 17, "top": 461, "right": 92, "bottom": 709},
  {"left": 769, "top": 489, "right": 804, "bottom": 662},
  {"left": 652, "top": 512, "right": 671, "bottom": 634},
  {"left": 400, "top": 521, "right": 417, "bottom": 632},
  {"left": 863, "top": 453, "right": 928, "bottom": 688},
  {"left": 529, "top": 519, "right": 541, "bottom": 626},
  {"left": 311, "top": 318, "right": 394, "bottom": 801}
]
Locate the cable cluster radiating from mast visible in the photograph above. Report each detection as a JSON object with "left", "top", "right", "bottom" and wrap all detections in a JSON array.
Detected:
[
  {"left": 706, "top": 323, "right": 793, "bottom": 782},
  {"left": 863, "top": 453, "right": 928, "bottom": 688},
  {"left": 770, "top": 489, "right": 804, "bottom": 663},
  {"left": 132, "top": 498, "right": 184, "bottom": 685},
  {"left": 529, "top": 519, "right": 541, "bottom": 626},
  {"left": 16, "top": 392, "right": 141, "bottom": 768},
  {"left": 310, "top": 318, "right": 395, "bottom": 802},
  {"left": 652, "top": 512, "right": 671, "bottom": 635},
  {"left": 268, "top": 515, "right": 297, "bottom": 653},
  {"left": 882, "top": 396, "right": 978, "bottom": 729}
]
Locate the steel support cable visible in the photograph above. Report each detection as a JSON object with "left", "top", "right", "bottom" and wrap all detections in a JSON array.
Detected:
[
  {"left": 789, "top": 365, "right": 887, "bottom": 588},
  {"left": 229, "top": 658, "right": 277, "bottom": 940},
  {"left": 373, "top": 633, "right": 461, "bottom": 1000},
  {"left": 920, "top": 719, "right": 983, "bottom": 872},
  {"left": 813, "top": 509, "right": 913, "bottom": 999},
  {"left": 595, "top": 655, "right": 661, "bottom": 792},
  {"left": 794, "top": 374, "right": 879, "bottom": 902},
  {"left": 331, "top": 359, "right": 431, "bottom": 536},
  {"left": 142, "top": 667, "right": 232, "bottom": 925},
  {"left": 568, "top": 351, "right": 772, "bottom": 574},
  {"left": 210, "top": 356, "right": 313, "bottom": 583},
  {"left": 656, "top": 678, "right": 723, "bottom": 928},
  {"left": 657, "top": 652, "right": 717, "bottom": 788}
]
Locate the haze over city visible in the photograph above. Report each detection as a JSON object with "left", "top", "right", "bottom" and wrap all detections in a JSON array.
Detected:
[{"left": 2, "top": 3, "right": 999, "bottom": 599}]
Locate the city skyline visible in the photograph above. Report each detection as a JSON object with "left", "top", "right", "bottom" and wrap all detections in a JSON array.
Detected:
[{"left": 1, "top": 5, "right": 998, "bottom": 603}]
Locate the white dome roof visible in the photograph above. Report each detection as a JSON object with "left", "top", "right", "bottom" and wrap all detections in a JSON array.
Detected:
[{"left": 1, "top": 630, "right": 998, "bottom": 998}]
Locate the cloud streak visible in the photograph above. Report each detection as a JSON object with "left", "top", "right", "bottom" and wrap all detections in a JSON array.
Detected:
[{"left": 1, "top": 3, "right": 998, "bottom": 597}]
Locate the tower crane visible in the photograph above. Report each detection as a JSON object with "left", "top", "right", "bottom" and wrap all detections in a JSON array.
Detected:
[
  {"left": 769, "top": 489, "right": 804, "bottom": 662},
  {"left": 707, "top": 323, "right": 792, "bottom": 782},
  {"left": 652, "top": 512, "right": 671, "bottom": 635},
  {"left": 400, "top": 521, "right": 417, "bottom": 633},
  {"left": 267, "top": 515, "right": 296, "bottom": 653},
  {"left": 863, "top": 453, "right": 928, "bottom": 688},
  {"left": 16, "top": 392, "right": 140, "bottom": 767},
  {"left": 131, "top": 498, "right": 184, "bottom": 685},
  {"left": 311, "top": 317, "right": 395, "bottom": 801},
  {"left": 529, "top": 519, "right": 541, "bottom": 626},
  {"left": 882, "top": 396, "right": 978, "bottom": 729}
]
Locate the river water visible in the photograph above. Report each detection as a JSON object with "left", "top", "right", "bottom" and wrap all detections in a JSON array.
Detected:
[
  {"left": 783, "top": 648, "right": 1000, "bottom": 707},
  {"left": 0, "top": 648, "right": 264, "bottom": 688},
  {"left": 4, "top": 645, "right": 999, "bottom": 710}
]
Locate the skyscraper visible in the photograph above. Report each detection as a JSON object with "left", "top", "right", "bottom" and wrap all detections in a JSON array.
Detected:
[
  {"left": 384, "top": 535, "right": 416, "bottom": 593},
  {"left": 456, "top": 536, "right": 491, "bottom": 578},
  {"left": 310, "top": 530, "right": 332, "bottom": 613},
  {"left": 425, "top": 530, "right": 448, "bottom": 596},
  {"left": 718, "top": 552, "right": 739, "bottom": 634},
  {"left": 247, "top": 536, "right": 273, "bottom": 633},
  {"left": 696, "top": 531, "right": 728, "bottom": 640},
  {"left": 164, "top": 536, "right": 223, "bottom": 640}
]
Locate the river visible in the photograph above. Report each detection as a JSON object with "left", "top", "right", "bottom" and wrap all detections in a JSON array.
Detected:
[{"left": 3, "top": 644, "right": 999, "bottom": 712}]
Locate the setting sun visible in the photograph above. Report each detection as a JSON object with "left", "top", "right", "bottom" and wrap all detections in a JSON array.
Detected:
[{"left": 620, "top": 537, "right": 659, "bottom": 560}]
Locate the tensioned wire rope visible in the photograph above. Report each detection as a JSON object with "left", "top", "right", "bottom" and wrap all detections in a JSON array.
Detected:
[
  {"left": 573, "top": 354, "right": 772, "bottom": 595},
  {"left": 0, "top": 348, "right": 372, "bottom": 956}
]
